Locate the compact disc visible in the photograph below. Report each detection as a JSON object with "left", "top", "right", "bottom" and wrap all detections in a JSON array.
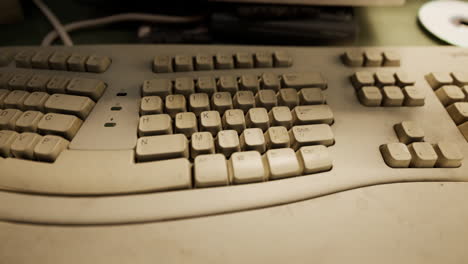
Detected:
[{"left": 418, "top": 0, "right": 468, "bottom": 47}]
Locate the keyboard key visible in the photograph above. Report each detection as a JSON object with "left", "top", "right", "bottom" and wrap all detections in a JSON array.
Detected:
[
  {"left": 218, "top": 76, "right": 239, "bottom": 95},
  {"left": 239, "top": 75, "right": 259, "bottom": 92},
  {"left": 342, "top": 50, "right": 363, "bottom": 67},
  {"left": 142, "top": 79, "right": 172, "bottom": 97},
  {"left": 46, "top": 76, "right": 70, "bottom": 94},
  {"left": 246, "top": 108, "right": 270, "bottom": 131},
  {"left": 0, "top": 109, "right": 22, "bottom": 130},
  {"left": 350, "top": 71, "right": 374, "bottom": 90},
  {"left": 298, "top": 88, "right": 325, "bottom": 105},
  {"left": 45, "top": 94, "right": 95, "bottom": 119},
  {"left": 216, "top": 130, "right": 240, "bottom": 157},
  {"left": 26, "top": 74, "right": 50, "bottom": 92},
  {"left": 31, "top": 50, "right": 52, "bottom": 69},
  {"left": 426, "top": 72, "right": 453, "bottom": 90},
  {"left": 0, "top": 89, "right": 9, "bottom": 107},
  {"left": 358, "top": 86, "right": 382, "bottom": 106},
  {"left": 38, "top": 113, "right": 83, "bottom": 140},
  {"left": 394, "top": 72, "right": 415, "bottom": 86},
  {"left": 0, "top": 72, "right": 13, "bottom": 89},
  {"left": 269, "top": 106, "right": 293, "bottom": 129},
  {"left": 261, "top": 73, "right": 280, "bottom": 91},
  {"left": 460, "top": 122, "right": 468, "bottom": 141},
  {"left": 196, "top": 76, "right": 217, "bottom": 95},
  {"left": 382, "top": 86, "right": 404, "bottom": 106},
  {"left": 435, "top": 85, "right": 465, "bottom": 106},
  {"left": 215, "top": 53, "right": 234, "bottom": 69},
  {"left": 240, "top": 128, "right": 266, "bottom": 153},
  {"left": 174, "top": 77, "right": 195, "bottom": 98},
  {"left": 14, "top": 50, "right": 35, "bottom": 68},
  {"left": 255, "top": 89, "right": 277, "bottom": 110},
  {"left": 380, "top": 143, "right": 411, "bottom": 168},
  {"left": 235, "top": 52, "right": 253, "bottom": 68},
  {"left": 136, "top": 134, "right": 189, "bottom": 162},
  {"left": 292, "top": 105, "right": 334, "bottom": 125},
  {"left": 34, "top": 135, "right": 69, "bottom": 162},
  {"left": 138, "top": 114, "right": 172, "bottom": 137},
  {"left": 189, "top": 93, "right": 210, "bottom": 116},
  {"left": 165, "top": 94, "right": 186, "bottom": 117},
  {"left": 67, "top": 54, "right": 88, "bottom": 72},
  {"left": 8, "top": 74, "right": 31, "bottom": 90},
  {"left": 67, "top": 78, "right": 107, "bottom": 101},
  {"left": 394, "top": 121, "right": 424, "bottom": 144},
  {"left": 447, "top": 102, "right": 468, "bottom": 125},
  {"left": 233, "top": 91, "right": 255, "bottom": 112},
  {"left": 49, "top": 51, "right": 70, "bottom": 70},
  {"left": 140, "top": 96, "right": 163, "bottom": 115},
  {"left": 200, "top": 111, "right": 222, "bottom": 136},
  {"left": 451, "top": 72, "right": 468, "bottom": 86},
  {"left": 408, "top": 142, "right": 438, "bottom": 168},
  {"left": 290, "top": 124, "right": 334, "bottom": 149},
  {"left": 85, "top": 55, "right": 111, "bottom": 73},
  {"left": 374, "top": 72, "right": 395, "bottom": 87},
  {"left": 211, "top": 92, "right": 233, "bottom": 114},
  {"left": 0, "top": 50, "right": 14, "bottom": 66},
  {"left": 175, "top": 112, "right": 198, "bottom": 137},
  {"left": 174, "top": 55, "right": 193, "bottom": 72},
  {"left": 254, "top": 52, "right": 273, "bottom": 68},
  {"left": 222, "top": 109, "right": 246, "bottom": 134},
  {"left": 153, "top": 55, "right": 173, "bottom": 73},
  {"left": 273, "top": 51, "right": 293, "bottom": 67},
  {"left": 4, "top": 90, "right": 29, "bottom": 109},
  {"left": 264, "top": 126, "right": 290, "bottom": 148},
  {"left": 434, "top": 141, "right": 463, "bottom": 168},
  {"left": 382, "top": 51, "right": 400, "bottom": 67},
  {"left": 278, "top": 88, "right": 299, "bottom": 108},
  {"left": 264, "top": 148, "right": 302, "bottom": 179},
  {"left": 230, "top": 151, "right": 266, "bottom": 184},
  {"left": 0, "top": 130, "right": 18, "bottom": 157},
  {"left": 191, "top": 132, "right": 215, "bottom": 158},
  {"left": 10, "top": 132, "right": 42, "bottom": 159},
  {"left": 194, "top": 154, "right": 229, "bottom": 187},
  {"left": 15, "top": 110, "right": 43, "bottom": 132},
  {"left": 296, "top": 145, "right": 332, "bottom": 174},
  {"left": 23, "top": 92, "right": 49, "bottom": 112},
  {"left": 402, "top": 86, "right": 425, "bottom": 106},
  {"left": 195, "top": 54, "right": 214, "bottom": 71},
  {"left": 364, "top": 50, "right": 383, "bottom": 66}
]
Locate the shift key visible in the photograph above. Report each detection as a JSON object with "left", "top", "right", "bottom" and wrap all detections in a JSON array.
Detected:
[{"left": 44, "top": 94, "right": 95, "bottom": 119}]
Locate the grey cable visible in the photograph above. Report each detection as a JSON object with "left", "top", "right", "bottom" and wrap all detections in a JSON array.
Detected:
[
  {"left": 41, "top": 13, "right": 204, "bottom": 46},
  {"left": 33, "top": 0, "right": 74, "bottom": 46}
]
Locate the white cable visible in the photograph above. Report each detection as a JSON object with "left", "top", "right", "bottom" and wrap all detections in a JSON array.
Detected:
[
  {"left": 33, "top": 0, "right": 74, "bottom": 46},
  {"left": 41, "top": 13, "right": 204, "bottom": 46}
]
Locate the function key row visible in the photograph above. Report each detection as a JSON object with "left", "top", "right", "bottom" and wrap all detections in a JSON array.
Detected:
[
  {"left": 141, "top": 88, "right": 327, "bottom": 117},
  {"left": 342, "top": 50, "right": 401, "bottom": 67},
  {"left": 350, "top": 71, "right": 424, "bottom": 107},
  {"left": 138, "top": 105, "right": 334, "bottom": 138},
  {"left": 136, "top": 124, "right": 334, "bottom": 162},
  {"left": 142, "top": 72, "right": 327, "bottom": 98},
  {"left": 152, "top": 51, "right": 293, "bottom": 73},
  {"left": 13, "top": 50, "right": 111, "bottom": 73},
  {"left": 0, "top": 72, "right": 106, "bottom": 101},
  {"left": 425, "top": 72, "right": 468, "bottom": 141},
  {"left": 380, "top": 121, "right": 463, "bottom": 168}
]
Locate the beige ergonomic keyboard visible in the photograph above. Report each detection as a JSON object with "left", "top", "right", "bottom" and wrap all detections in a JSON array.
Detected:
[{"left": 1, "top": 45, "right": 468, "bottom": 264}]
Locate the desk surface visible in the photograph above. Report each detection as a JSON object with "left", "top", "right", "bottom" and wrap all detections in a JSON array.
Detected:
[{"left": 0, "top": 0, "right": 442, "bottom": 47}]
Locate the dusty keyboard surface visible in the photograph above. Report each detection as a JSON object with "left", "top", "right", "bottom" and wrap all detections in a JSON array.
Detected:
[{"left": 0, "top": 45, "right": 467, "bottom": 224}]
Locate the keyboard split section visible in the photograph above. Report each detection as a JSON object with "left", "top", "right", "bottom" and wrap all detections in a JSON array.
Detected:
[
  {"left": 137, "top": 72, "right": 334, "bottom": 187},
  {"left": 0, "top": 71, "right": 106, "bottom": 162}
]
